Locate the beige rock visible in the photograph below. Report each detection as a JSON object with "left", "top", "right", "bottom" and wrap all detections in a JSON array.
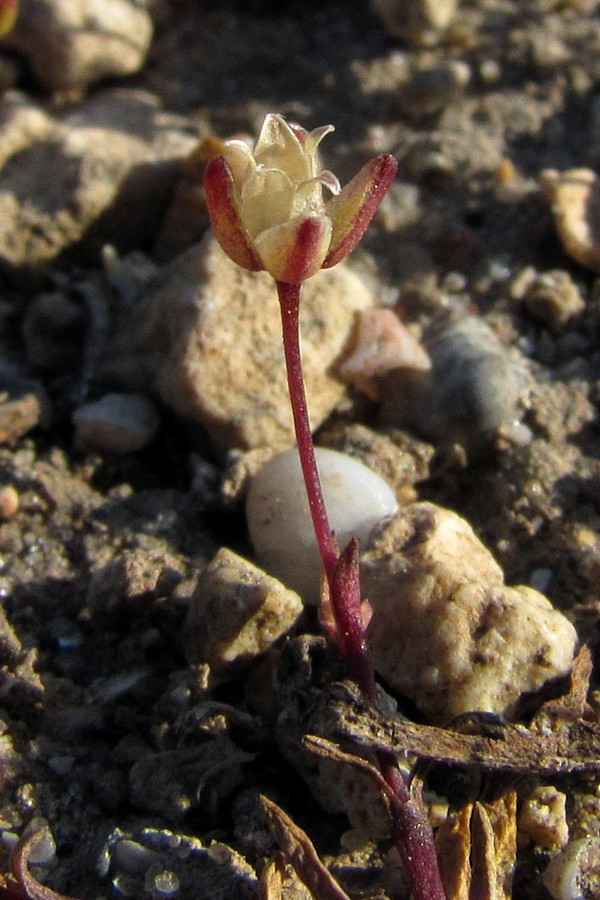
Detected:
[
  {"left": 511, "top": 267, "right": 586, "bottom": 331},
  {"left": 518, "top": 786, "right": 569, "bottom": 852},
  {"left": 361, "top": 503, "right": 577, "bottom": 721},
  {"left": 0, "top": 90, "right": 197, "bottom": 275},
  {"left": 371, "top": 0, "right": 458, "bottom": 45},
  {"left": 0, "top": 384, "right": 49, "bottom": 444},
  {"left": 540, "top": 168, "right": 600, "bottom": 273},
  {"left": 0, "top": 91, "right": 54, "bottom": 170},
  {"left": 107, "top": 234, "right": 374, "bottom": 454},
  {"left": 183, "top": 548, "right": 303, "bottom": 680},
  {"left": 2, "top": 0, "right": 152, "bottom": 94}
]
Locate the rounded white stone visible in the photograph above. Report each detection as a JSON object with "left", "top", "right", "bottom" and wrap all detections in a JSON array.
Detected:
[{"left": 246, "top": 447, "right": 398, "bottom": 602}]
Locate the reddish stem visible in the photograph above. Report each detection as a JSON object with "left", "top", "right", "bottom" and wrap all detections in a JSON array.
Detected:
[
  {"left": 277, "top": 282, "right": 338, "bottom": 579},
  {"left": 276, "top": 280, "right": 446, "bottom": 900}
]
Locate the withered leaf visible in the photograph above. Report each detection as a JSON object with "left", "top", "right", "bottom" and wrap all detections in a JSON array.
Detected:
[
  {"left": 435, "top": 791, "right": 517, "bottom": 900},
  {"left": 259, "top": 795, "right": 352, "bottom": 900},
  {"left": 311, "top": 681, "right": 600, "bottom": 775}
]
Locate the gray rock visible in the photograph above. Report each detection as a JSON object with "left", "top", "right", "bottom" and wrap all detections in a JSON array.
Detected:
[{"left": 72, "top": 392, "right": 160, "bottom": 454}]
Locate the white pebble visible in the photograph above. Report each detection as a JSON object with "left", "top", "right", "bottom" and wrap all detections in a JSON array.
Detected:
[
  {"left": 246, "top": 447, "right": 398, "bottom": 602},
  {"left": 112, "top": 839, "right": 159, "bottom": 875}
]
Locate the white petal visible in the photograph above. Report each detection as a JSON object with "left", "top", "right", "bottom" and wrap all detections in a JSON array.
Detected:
[
  {"left": 221, "top": 140, "right": 254, "bottom": 190},
  {"left": 240, "top": 167, "right": 294, "bottom": 236},
  {"left": 304, "top": 124, "right": 335, "bottom": 177},
  {"left": 254, "top": 114, "right": 310, "bottom": 185}
]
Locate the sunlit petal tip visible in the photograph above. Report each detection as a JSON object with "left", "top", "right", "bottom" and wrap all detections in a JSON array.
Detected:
[
  {"left": 0, "top": 0, "right": 17, "bottom": 36},
  {"left": 256, "top": 215, "right": 332, "bottom": 284},
  {"left": 322, "top": 153, "right": 398, "bottom": 269},
  {"left": 203, "top": 155, "right": 263, "bottom": 272}
]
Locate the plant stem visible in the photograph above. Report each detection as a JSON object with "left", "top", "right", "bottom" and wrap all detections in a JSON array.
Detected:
[
  {"left": 277, "top": 281, "right": 338, "bottom": 580},
  {"left": 276, "top": 279, "right": 446, "bottom": 900}
]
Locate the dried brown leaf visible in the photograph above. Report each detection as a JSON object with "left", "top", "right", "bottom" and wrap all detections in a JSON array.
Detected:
[
  {"left": 259, "top": 858, "right": 283, "bottom": 900},
  {"left": 259, "top": 796, "right": 352, "bottom": 900},
  {"left": 435, "top": 791, "right": 517, "bottom": 900},
  {"left": 436, "top": 803, "right": 472, "bottom": 900},
  {"left": 533, "top": 643, "right": 593, "bottom": 727}
]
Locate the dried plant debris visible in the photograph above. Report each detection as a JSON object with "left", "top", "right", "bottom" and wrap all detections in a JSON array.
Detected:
[
  {"left": 259, "top": 796, "right": 352, "bottom": 900},
  {"left": 436, "top": 791, "right": 517, "bottom": 900},
  {"left": 307, "top": 679, "right": 600, "bottom": 777}
]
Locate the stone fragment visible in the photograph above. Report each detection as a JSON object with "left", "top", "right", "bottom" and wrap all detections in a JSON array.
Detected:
[
  {"left": 542, "top": 838, "right": 600, "bottom": 900},
  {"left": 0, "top": 386, "right": 47, "bottom": 444},
  {"left": 73, "top": 393, "right": 160, "bottom": 455},
  {"left": 0, "top": 91, "right": 54, "bottom": 170},
  {"left": 518, "top": 786, "right": 569, "bottom": 852},
  {"left": 337, "top": 308, "right": 430, "bottom": 400},
  {"left": 106, "top": 234, "right": 374, "bottom": 454},
  {"left": 86, "top": 548, "right": 185, "bottom": 621},
  {"left": 2, "top": 0, "right": 153, "bottom": 94},
  {"left": 540, "top": 168, "right": 600, "bottom": 273},
  {"left": 371, "top": 0, "right": 458, "bottom": 45},
  {"left": 396, "top": 62, "right": 471, "bottom": 119},
  {"left": 361, "top": 503, "right": 578, "bottom": 721},
  {"left": 0, "top": 90, "right": 197, "bottom": 275},
  {"left": 0, "top": 484, "right": 18, "bottom": 518},
  {"left": 183, "top": 548, "right": 303, "bottom": 679},
  {"left": 246, "top": 447, "right": 398, "bottom": 603},
  {"left": 518, "top": 270, "right": 585, "bottom": 331}
]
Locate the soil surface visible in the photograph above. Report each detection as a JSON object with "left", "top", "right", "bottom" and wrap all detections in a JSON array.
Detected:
[{"left": 1, "top": 1, "right": 600, "bottom": 898}]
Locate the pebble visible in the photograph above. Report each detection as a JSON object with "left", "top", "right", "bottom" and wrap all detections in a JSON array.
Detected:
[
  {"left": 518, "top": 786, "right": 569, "bottom": 852},
  {"left": 0, "top": 89, "right": 197, "bottom": 276},
  {"left": 371, "top": 0, "right": 458, "bottom": 45},
  {"left": 183, "top": 547, "right": 303, "bottom": 678},
  {"left": 112, "top": 839, "right": 160, "bottom": 876},
  {"left": 0, "top": 91, "right": 54, "bottom": 170},
  {"left": 379, "top": 316, "right": 524, "bottom": 454},
  {"left": 337, "top": 308, "right": 431, "bottom": 400},
  {"left": 2, "top": 0, "right": 153, "bottom": 94},
  {"left": 106, "top": 234, "right": 374, "bottom": 455},
  {"left": 540, "top": 168, "right": 600, "bottom": 273},
  {"left": 396, "top": 62, "right": 471, "bottom": 118},
  {"left": 72, "top": 392, "right": 160, "bottom": 454},
  {"left": 0, "top": 388, "right": 47, "bottom": 444},
  {"left": 543, "top": 837, "right": 600, "bottom": 900},
  {"left": 0, "top": 484, "right": 18, "bottom": 518},
  {"left": 246, "top": 447, "right": 398, "bottom": 602},
  {"left": 361, "top": 502, "right": 578, "bottom": 722},
  {"left": 516, "top": 269, "right": 586, "bottom": 331}
]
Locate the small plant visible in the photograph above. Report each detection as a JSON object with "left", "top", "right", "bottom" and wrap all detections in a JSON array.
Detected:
[{"left": 204, "top": 113, "right": 446, "bottom": 899}]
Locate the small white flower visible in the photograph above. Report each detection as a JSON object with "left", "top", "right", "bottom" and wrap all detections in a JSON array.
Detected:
[{"left": 204, "top": 113, "right": 397, "bottom": 284}]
